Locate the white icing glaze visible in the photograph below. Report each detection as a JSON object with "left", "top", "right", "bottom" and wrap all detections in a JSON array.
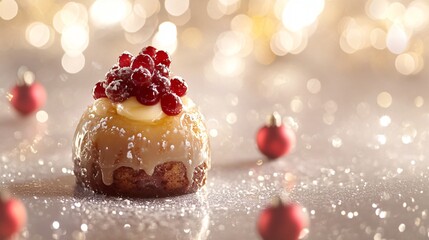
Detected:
[{"left": 72, "top": 97, "right": 210, "bottom": 186}]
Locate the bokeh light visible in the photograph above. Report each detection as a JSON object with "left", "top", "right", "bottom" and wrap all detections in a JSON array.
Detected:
[
  {"left": 231, "top": 14, "right": 252, "bottom": 34},
  {"left": 152, "top": 21, "right": 178, "bottom": 54},
  {"left": 340, "top": 0, "right": 429, "bottom": 74},
  {"left": 0, "top": 0, "right": 18, "bottom": 21},
  {"left": 395, "top": 52, "right": 423, "bottom": 75},
  {"left": 404, "top": 1, "right": 429, "bottom": 31},
  {"left": 134, "top": 0, "right": 160, "bottom": 18},
  {"left": 61, "top": 24, "right": 89, "bottom": 55},
  {"left": 281, "top": 0, "right": 325, "bottom": 32},
  {"left": 62, "top": 53, "right": 86, "bottom": 74},
  {"left": 90, "top": 0, "right": 132, "bottom": 27},
  {"left": 339, "top": 18, "right": 371, "bottom": 54},
  {"left": 212, "top": 53, "right": 245, "bottom": 77},
  {"left": 290, "top": 97, "right": 304, "bottom": 113},
  {"left": 2, "top": 0, "right": 429, "bottom": 77},
  {"left": 36, "top": 110, "right": 49, "bottom": 123},
  {"left": 216, "top": 31, "right": 251, "bottom": 57},
  {"left": 306, "top": 79, "right": 321, "bottom": 94},
  {"left": 25, "top": 22, "right": 53, "bottom": 48},
  {"left": 270, "top": 30, "right": 307, "bottom": 56},
  {"left": 121, "top": 11, "right": 146, "bottom": 33},
  {"left": 386, "top": 23, "right": 408, "bottom": 54},
  {"left": 369, "top": 28, "right": 386, "bottom": 50},
  {"left": 379, "top": 115, "right": 391, "bottom": 127},
  {"left": 366, "top": 0, "right": 389, "bottom": 20},
  {"left": 376, "top": 134, "right": 387, "bottom": 145},
  {"left": 61, "top": 2, "right": 88, "bottom": 27},
  {"left": 377, "top": 92, "right": 393, "bottom": 108},
  {"left": 165, "top": 0, "right": 189, "bottom": 17}
]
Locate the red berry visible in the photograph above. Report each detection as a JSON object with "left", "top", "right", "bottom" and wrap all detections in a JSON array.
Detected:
[
  {"left": 170, "top": 76, "right": 188, "bottom": 97},
  {"left": 105, "top": 65, "right": 120, "bottom": 83},
  {"left": 92, "top": 81, "right": 107, "bottom": 99},
  {"left": 152, "top": 75, "right": 171, "bottom": 94},
  {"left": 136, "top": 83, "right": 160, "bottom": 106},
  {"left": 125, "top": 81, "right": 137, "bottom": 97},
  {"left": 131, "top": 67, "right": 152, "bottom": 87},
  {"left": 131, "top": 54, "right": 155, "bottom": 73},
  {"left": 105, "top": 67, "right": 132, "bottom": 86},
  {"left": 141, "top": 46, "right": 157, "bottom": 59},
  {"left": 116, "top": 67, "right": 132, "bottom": 81},
  {"left": 155, "top": 64, "right": 170, "bottom": 77},
  {"left": 155, "top": 50, "right": 171, "bottom": 67},
  {"left": 258, "top": 199, "right": 308, "bottom": 240},
  {"left": 161, "top": 92, "right": 182, "bottom": 116},
  {"left": 118, "top": 51, "right": 133, "bottom": 67},
  {"left": 10, "top": 82, "right": 46, "bottom": 116},
  {"left": 0, "top": 194, "right": 27, "bottom": 239},
  {"left": 105, "top": 79, "right": 130, "bottom": 102}
]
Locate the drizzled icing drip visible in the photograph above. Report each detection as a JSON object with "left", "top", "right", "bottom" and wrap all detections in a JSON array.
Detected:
[{"left": 72, "top": 97, "right": 210, "bottom": 186}]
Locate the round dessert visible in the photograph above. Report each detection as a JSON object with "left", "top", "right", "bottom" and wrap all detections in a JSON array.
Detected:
[{"left": 72, "top": 46, "right": 211, "bottom": 198}]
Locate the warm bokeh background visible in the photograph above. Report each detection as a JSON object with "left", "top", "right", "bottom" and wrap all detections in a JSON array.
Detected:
[{"left": 2, "top": 1, "right": 429, "bottom": 239}]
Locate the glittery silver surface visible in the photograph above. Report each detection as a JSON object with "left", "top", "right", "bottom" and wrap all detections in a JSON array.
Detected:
[{"left": 2, "top": 1, "right": 429, "bottom": 239}]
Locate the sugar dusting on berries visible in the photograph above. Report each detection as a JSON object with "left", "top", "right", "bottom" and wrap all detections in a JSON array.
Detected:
[
  {"left": 170, "top": 77, "right": 188, "bottom": 97},
  {"left": 118, "top": 52, "right": 133, "bottom": 68},
  {"left": 105, "top": 80, "right": 130, "bottom": 103},
  {"left": 92, "top": 46, "right": 187, "bottom": 116}
]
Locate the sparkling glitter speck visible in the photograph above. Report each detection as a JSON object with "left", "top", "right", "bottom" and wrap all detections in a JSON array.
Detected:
[
  {"left": 80, "top": 224, "right": 88, "bottom": 232},
  {"left": 52, "top": 221, "right": 60, "bottom": 230},
  {"left": 398, "top": 223, "right": 406, "bottom": 232}
]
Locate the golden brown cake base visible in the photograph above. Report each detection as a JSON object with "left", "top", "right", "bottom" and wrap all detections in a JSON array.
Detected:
[{"left": 74, "top": 161, "right": 208, "bottom": 198}]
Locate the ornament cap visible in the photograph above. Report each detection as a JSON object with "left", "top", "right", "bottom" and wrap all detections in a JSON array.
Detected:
[
  {"left": 17, "top": 66, "right": 35, "bottom": 86},
  {"left": 271, "top": 196, "right": 284, "bottom": 207},
  {"left": 267, "top": 112, "right": 282, "bottom": 127}
]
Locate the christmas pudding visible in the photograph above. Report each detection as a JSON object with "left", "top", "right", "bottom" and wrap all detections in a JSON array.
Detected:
[{"left": 72, "top": 46, "right": 211, "bottom": 198}]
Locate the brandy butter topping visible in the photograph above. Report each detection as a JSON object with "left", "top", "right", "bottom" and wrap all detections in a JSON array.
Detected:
[{"left": 115, "top": 97, "right": 166, "bottom": 122}]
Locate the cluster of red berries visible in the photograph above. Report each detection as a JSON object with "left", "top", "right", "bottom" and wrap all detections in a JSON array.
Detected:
[{"left": 92, "top": 46, "right": 188, "bottom": 116}]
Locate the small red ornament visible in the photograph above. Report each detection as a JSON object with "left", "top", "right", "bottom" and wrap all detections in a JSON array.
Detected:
[
  {"left": 256, "top": 112, "right": 296, "bottom": 159},
  {"left": 257, "top": 197, "right": 308, "bottom": 240},
  {"left": 10, "top": 68, "right": 46, "bottom": 116},
  {"left": 0, "top": 191, "right": 27, "bottom": 240}
]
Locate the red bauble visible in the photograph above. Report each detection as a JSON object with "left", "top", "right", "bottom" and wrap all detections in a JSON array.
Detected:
[
  {"left": 256, "top": 112, "right": 296, "bottom": 159},
  {"left": 10, "top": 71, "right": 46, "bottom": 116},
  {"left": 257, "top": 198, "right": 308, "bottom": 240},
  {"left": 0, "top": 192, "right": 27, "bottom": 240}
]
